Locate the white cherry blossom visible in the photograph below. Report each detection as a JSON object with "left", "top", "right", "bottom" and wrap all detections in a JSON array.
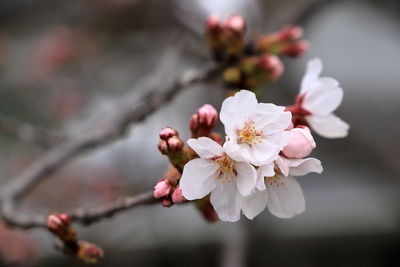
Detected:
[
  {"left": 180, "top": 137, "right": 258, "bottom": 222},
  {"left": 296, "top": 58, "right": 349, "bottom": 138},
  {"left": 220, "top": 90, "right": 292, "bottom": 166}
]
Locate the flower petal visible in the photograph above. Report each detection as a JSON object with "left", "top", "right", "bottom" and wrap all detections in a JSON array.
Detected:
[
  {"left": 276, "top": 156, "right": 290, "bottom": 177},
  {"left": 256, "top": 163, "right": 275, "bottom": 191},
  {"left": 300, "top": 58, "right": 322, "bottom": 93},
  {"left": 210, "top": 182, "right": 241, "bottom": 222},
  {"left": 267, "top": 176, "right": 305, "bottom": 218},
  {"left": 302, "top": 79, "right": 343, "bottom": 116},
  {"left": 241, "top": 190, "right": 268, "bottom": 220},
  {"left": 187, "top": 137, "right": 223, "bottom": 158},
  {"left": 180, "top": 158, "right": 218, "bottom": 200},
  {"left": 306, "top": 114, "right": 349, "bottom": 138},
  {"left": 287, "top": 157, "right": 323, "bottom": 176},
  {"left": 253, "top": 104, "right": 292, "bottom": 134},
  {"left": 235, "top": 161, "right": 257, "bottom": 197}
]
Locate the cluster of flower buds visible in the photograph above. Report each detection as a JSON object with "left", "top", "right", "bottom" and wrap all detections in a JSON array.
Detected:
[
  {"left": 46, "top": 213, "right": 103, "bottom": 263},
  {"left": 255, "top": 25, "right": 309, "bottom": 57},
  {"left": 153, "top": 178, "right": 186, "bottom": 206},
  {"left": 158, "top": 127, "right": 189, "bottom": 172},
  {"left": 205, "top": 16, "right": 309, "bottom": 90}
]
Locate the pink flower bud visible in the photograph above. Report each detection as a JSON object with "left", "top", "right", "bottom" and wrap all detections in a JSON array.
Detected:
[
  {"left": 209, "top": 132, "right": 222, "bottom": 145},
  {"left": 205, "top": 15, "right": 222, "bottom": 35},
  {"left": 159, "top": 127, "right": 178, "bottom": 140},
  {"left": 277, "top": 25, "right": 303, "bottom": 41},
  {"left": 167, "top": 136, "right": 184, "bottom": 153},
  {"left": 257, "top": 54, "right": 284, "bottom": 81},
  {"left": 153, "top": 179, "right": 172, "bottom": 199},
  {"left": 158, "top": 140, "right": 169, "bottom": 155},
  {"left": 223, "top": 15, "right": 246, "bottom": 35},
  {"left": 161, "top": 198, "right": 173, "bottom": 207},
  {"left": 78, "top": 241, "right": 104, "bottom": 264},
  {"left": 189, "top": 114, "right": 199, "bottom": 134},
  {"left": 282, "top": 127, "right": 316, "bottom": 159},
  {"left": 197, "top": 104, "right": 218, "bottom": 128},
  {"left": 171, "top": 185, "right": 186, "bottom": 204},
  {"left": 47, "top": 213, "right": 70, "bottom": 233},
  {"left": 281, "top": 40, "right": 310, "bottom": 57}
]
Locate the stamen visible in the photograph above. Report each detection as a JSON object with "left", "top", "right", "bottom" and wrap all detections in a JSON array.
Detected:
[
  {"left": 214, "top": 155, "right": 237, "bottom": 184},
  {"left": 237, "top": 120, "right": 265, "bottom": 145}
]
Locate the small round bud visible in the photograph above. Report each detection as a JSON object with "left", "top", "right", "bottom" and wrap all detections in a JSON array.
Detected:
[
  {"left": 159, "top": 127, "right": 178, "bottom": 140},
  {"left": 223, "top": 15, "right": 246, "bottom": 35},
  {"left": 167, "top": 136, "right": 184, "bottom": 153},
  {"left": 205, "top": 15, "right": 222, "bottom": 35},
  {"left": 257, "top": 54, "right": 284, "bottom": 81},
  {"left": 171, "top": 185, "right": 186, "bottom": 204},
  {"left": 281, "top": 40, "right": 310, "bottom": 57},
  {"left": 158, "top": 140, "right": 169, "bottom": 155},
  {"left": 197, "top": 104, "right": 218, "bottom": 129},
  {"left": 277, "top": 25, "right": 303, "bottom": 41},
  {"left": 153, "top": 179, "right": 172, "bottom": 199},
  {"left": 282, "top": 127, "right": 316, "bottom": 159},
  {"left": 189, "top": 114, "right": 199, "bottom": 134},
  {"left": 47, "top": 213, "right": 70, "bottom": 233},
  {"left": 78, "top": 241, "right": 104, "bottom": 264}
]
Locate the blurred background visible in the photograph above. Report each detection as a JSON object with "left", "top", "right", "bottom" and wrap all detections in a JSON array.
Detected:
[{"left": 0, "top": 0, "right": 400, "bottom": 266}]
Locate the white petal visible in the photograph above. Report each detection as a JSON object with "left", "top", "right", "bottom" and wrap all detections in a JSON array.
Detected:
[
  {"left": 306, "top": 114, "right": 349, "bottom": 138},
  {"left": 210, "top": 182, "right": 241, "bottom": 222},
  {"left": 180, "top": 158, "right": 218, "bottom": 200},
  {"left": 250, "top": 141, "right": 280, "bottom": 166},
  {"left": 256, "top": 163, "right": 275, "bottom": 191},
  {"left": 300, "top": 58, "right": 322, "bottom": 94},
  {"left": 223, "top": 138, "right": 247, "bottom": 162},
  {"left": 235, "top": 161, "right": 257, "bottom": 197},
  {"left": 220, "top": 90, "right": 258, "bottom": 134},
  {"left": 267, "top": 176, "right": 305, "bottom": 218},
  {"left": 276, "top": 156, "right": 290, "bottom": 177},
  {"left": 302, "top": 79, "right": 343, "bottom": 116},
  {"left": 266, "top": 131, "right": 291, "bottom": 150},
  {"left": 241, "top": 190, "right": 268, "bottom": 220},
  {"left": 288, "top": 158, "right": 323, "bottom": 176},
  {"left": 187, "top": 137, "right": 224, "bottom": 158},
  {"left": 253, "top": 104, "right": 292, "bottom": 135}
]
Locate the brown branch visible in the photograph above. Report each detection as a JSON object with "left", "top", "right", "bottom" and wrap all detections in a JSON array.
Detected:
[
  {"left": 0, "top": 45, "right": 220, "bottom": 229},
  {"left": 0, "top": 114, "right": 65, "bottom": 147}
]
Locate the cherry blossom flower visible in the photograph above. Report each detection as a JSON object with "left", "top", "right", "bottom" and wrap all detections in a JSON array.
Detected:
[
  {"left": 288, "top": 58, "right": 349, "bottom": 138},
  {"left": 220, "top": 90, "right": 292, "bottom": 166},
  {"left": 180, "top": 137, "right": 258, "bottom": 222}
]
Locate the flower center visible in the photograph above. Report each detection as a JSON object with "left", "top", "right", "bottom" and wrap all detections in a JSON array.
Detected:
[
  {"left": 265, "top": 168, "right": 285, "bottom": 187},
  {"left": 237, "top": 121, "right": 265, "bottom": 145},
  {"left": 214, "top": 155, "right": 237, "bottom": 184}
]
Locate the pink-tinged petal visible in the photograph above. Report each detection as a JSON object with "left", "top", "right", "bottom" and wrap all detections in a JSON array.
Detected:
[
  {"left": 276, "top": 156, "right": 290, "bottom": 177},
  {"left": 267, "top": 176, "right": 305, "bottom": 218},
  {"left": 220, "top": 90, "right": 258, "bottom": 134},
  {"left": 235, "top": 162, "right": 257, "bottom": 197},
  {"left": 180, "top": 158, "right": 218, "bottom": 200},
  {"left": 287, "top": 157, "right": 323, "bottom": 176},
  {"left": 241, "top": 190, "right": 268, "bottom": 220},
  {"left": 300, "top": 58, "right": 322, "bottom": 93},
  {"left": 306, "top": 114, "right": 349, "bottom": 138},
  {"left": 302, "top": 80, "right": 343, "bottom": 116},
  {"left": 210, "top": 182, "right": 241, "bottom": 222},
  {"left": 256, "top": 163, "right": 275, "bottom": 191},
  {"left": 187, "top": 137, "right": 223, "bottom": 158}
]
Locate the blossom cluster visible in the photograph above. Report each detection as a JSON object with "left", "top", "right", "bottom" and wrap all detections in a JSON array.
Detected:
[{"left": 156, "top": 58, "right": 349, "bottom": 222}]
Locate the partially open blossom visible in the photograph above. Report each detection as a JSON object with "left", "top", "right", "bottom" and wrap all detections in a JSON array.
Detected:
[
  {"left": 287, "top": 58, "right": 349, "bottom": 138},
  {"left": 153, "top": 179, "right": 173, "bottom": 199},
  {"left": 221, "top": 90, "right": 291, "bottom": 166},
  {"left": 180, "top": 137, "right": 257, "bottom": 222},
  {"left": 282, "top": 127, "right": 316, "bottom": 159},
  {"left": 171, "top": 185, "right": 186, "bottom": 204},
  {"left": 77, "top": 241, "right": 104, "bottom": 264}
]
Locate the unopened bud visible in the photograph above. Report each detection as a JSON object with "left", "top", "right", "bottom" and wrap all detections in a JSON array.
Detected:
[
  {"left": 159, "top": 127, "right": 178, "bottom": 140},
  {"left": 161, "top": 198, "right": 173, "bottom": 207},
  {"left": 158, "top": 140, "right": 169, "bottom": 155},
  {"left": 78, "top": 241, "right": 104, "bottom": 264},
  {"left": 153, "top": 179, "right": 172, "bottom": 199},
  {"left": 171, "top": 185, "right": 186, "bottom": 204},
  {"left": 277, "top": 25, "right": 303, "bottom": 41},
  {"left": 281, "top": 40, "right": 310, "bottom": 57},
  {"left": 189, "top": 114, "right": 199, "bottom": 134},
  {"left": 257, "top": 54, "right": 284, "bottom": 81},
  {"left": 209, "top": 132, "right": 222, "bottom": 144},
  {"left": 205, "top": 15, "right": 222, "bottom": 35},
  {"left": 223, "top": 15, "right": 246, "bottom": 35},
  {"left": 167, "top": 136, "right": 184, "bottom": 153},
  {"left": 197, "top": 104, "right": 218, "bottom": 129},
  {"left": 282, "top": 127, "right": 316, "bottom": 159},
  {"left": 47, "top": 213, "right": 70, "bottom": 233}
]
